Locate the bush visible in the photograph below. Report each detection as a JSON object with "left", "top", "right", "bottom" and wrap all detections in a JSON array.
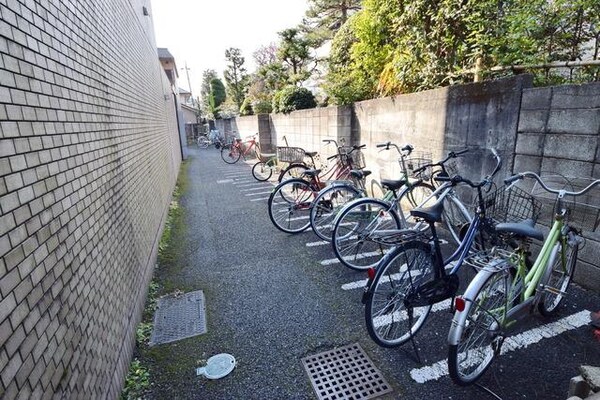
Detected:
[
  {"left": 240, "top": 98, "right": 253, "bottom": 116},
  {"left": 273, "top": 86, "right": 316, "bottom": 114},
  {"left": 253, "top": 100, "right": 272, "bottom": 114}
]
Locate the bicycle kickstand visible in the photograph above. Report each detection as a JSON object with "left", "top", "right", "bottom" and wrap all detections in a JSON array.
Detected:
[{"left": 404, "top": 307, "right": 422, "bottom": 364}]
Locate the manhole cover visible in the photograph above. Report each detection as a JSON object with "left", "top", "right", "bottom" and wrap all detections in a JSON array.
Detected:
[
  {"left": 150, "top": 290, "right": 207, "bottom": 346},
  {"left": 301, "top": 343, "right": 392, "bottom": 400}
]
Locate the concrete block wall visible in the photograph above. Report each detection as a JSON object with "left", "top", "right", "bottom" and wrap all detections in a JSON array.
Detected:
[
  {"left": 515, "top": 83, "right": 600, "bottom": 292},
  {"left": 0, "top": 0, "right": 181, "bottom": 398}
]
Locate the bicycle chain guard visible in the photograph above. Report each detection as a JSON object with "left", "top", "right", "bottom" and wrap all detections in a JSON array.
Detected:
[{"left": 404, "top": 274, "right": 460, "bottom": 307}]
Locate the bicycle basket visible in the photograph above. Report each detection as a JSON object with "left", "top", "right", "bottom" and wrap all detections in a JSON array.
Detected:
[
  {"left": 402, "top": 152, "right": 432, "bottom": 179},
  {"left": 341, "top": 148, "right": 366, "bottom": 169},
  {"left": 531, "top": 174, "right": 600, "bottom": 232},
  {"left": 277, "top": 146, "right": 306, "bottom": 163},
  {"left": 481, "top": 185, "right": 542, "bottom": 224}
]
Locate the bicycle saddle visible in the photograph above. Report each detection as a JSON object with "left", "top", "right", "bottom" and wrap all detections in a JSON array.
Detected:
[
  {"left": 351, "top": 170, "right": 371, "bottom": 179},
  {"left": 305, "top": 151, "right": 318, "bottom": 157},
  {"left": 495, "top": 219, "right": 544, "bottom": 241},
  {"left": 303, "top": 169, "right": 321, "bottom": 177},
  {"left": 410, "top": 197, "right": 444, "bottom": 223},
  {"left": 380, "top": 179, "right": 405, "bottom": 191}
]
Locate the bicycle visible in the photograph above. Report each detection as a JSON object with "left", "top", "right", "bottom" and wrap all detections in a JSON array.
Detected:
[
  {"left": 251, "top": 137, "right": 318, "bottom": 183},
  {"left": 362, "top": 149, "right": 511, "bottom": 349},
  {"left": 267, "top": 142, "right": 364, "bottom": 234},
  {"left": 221, "top": 134, "right": 261, "bottom": 164},
  {"left": 308, "top": 146, "right": 370, "bottom": 241},
  {"left": 447, "top": 172, "right": 600, "bottom": 386},
  {"left": 197, "top": 130, "right": 224, "bottom": 149},
  {"left": 330, "top": 146, "right": 472, "bottom": 271}
]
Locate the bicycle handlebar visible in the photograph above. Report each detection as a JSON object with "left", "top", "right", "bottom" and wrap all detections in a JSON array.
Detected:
[
  {"left": 376, "top": 142, "right": 413, "bottom": 156},
  {"left": 433, "top": 148, "right": 502, "bottom": 188},
  {"left": 504, "top": 172, "right": 600, "bottom": 197},
  {"left": 412, "top": 148, "right": 469, "bottom": 175}
]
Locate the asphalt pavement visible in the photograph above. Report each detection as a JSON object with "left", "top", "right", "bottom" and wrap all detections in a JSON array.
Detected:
[{"left": 144, "top": 146, "right": 600, "bottom": 400}]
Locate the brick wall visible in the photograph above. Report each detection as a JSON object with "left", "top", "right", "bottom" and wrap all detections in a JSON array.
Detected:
[{"left": 0, "top": 0, "right": 181, "bottom": 398}]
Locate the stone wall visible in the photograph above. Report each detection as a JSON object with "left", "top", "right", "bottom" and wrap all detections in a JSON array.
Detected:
[
  {"left": 225, "top": 76, "right": 600, "bottom": 291},
  {"left": 0, "top": 0, "right": 181, "bottom": 398},
  {"left": 515, "top": 83, "right": 600, "bottom": 292}
]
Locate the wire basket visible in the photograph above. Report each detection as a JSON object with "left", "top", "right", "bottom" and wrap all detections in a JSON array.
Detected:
[
  {"left": 277, "top": 146, "right": 306, "bottom": 163},
  {"left": 339, "top": 147, "right": 366, "bottom": 169},
  {"left": 480, "top": 185, "right": 542, "bottom": 224},
  {"left": 531, "top": 174, "right": 600, "bottom": 232},
  {"left": 402, "top": 152, "right": 432, "bottom": 179}
]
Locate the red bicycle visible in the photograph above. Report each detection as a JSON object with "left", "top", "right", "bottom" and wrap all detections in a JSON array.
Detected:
[{"left": 221, "top": 134, "right": 261, "bottom": 164}]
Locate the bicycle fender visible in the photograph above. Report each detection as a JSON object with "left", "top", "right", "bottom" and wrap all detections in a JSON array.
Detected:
[{"left": 447, "top": 266, "right": 498, "bottom": 346}]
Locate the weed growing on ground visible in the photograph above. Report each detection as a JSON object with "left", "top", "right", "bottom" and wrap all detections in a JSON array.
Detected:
[{"left": 121, "top": 359, "right": 150, "bottom": 400}]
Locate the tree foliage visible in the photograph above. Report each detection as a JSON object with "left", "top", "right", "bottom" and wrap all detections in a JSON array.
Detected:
[
  {"left": 224, "top": 47, "right": 250, "bottom": 112},
  {"left": 302, "top": 0, "right": 362, "bottom": 46},
  {"left": 323, "top": 0, "right": 600, "bottom": 104},
  {"left": 277, "top": 28, "right": 315, "bottom": 84},
  {"left": 272, "top": 85, "right": 317, "bottom": 114}
]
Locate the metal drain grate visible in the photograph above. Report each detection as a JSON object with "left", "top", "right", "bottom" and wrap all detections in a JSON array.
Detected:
[
  {"left": 150, "top": 290, "right": 207, "bottom": 346},
  {"left": 301, "top": 343, "right": 392, "bottom": 400}
]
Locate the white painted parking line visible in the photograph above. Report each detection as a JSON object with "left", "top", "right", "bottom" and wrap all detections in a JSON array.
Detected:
[
  {"left": 224, "top": 173, "right": 249, "bottom": 178},
  {"left": 250, "top": 197, "right": 271, "bottom": 202},
  {"left": 340, "top": 263, "right": 454, "bottom": 291},
  {"left": 240, "top": 186, "right": 273, "bottom": 192},
  {"left": 306, "top": 240, "right": 329, "bottom": 247},
  {"left": 321, "top": 250, "right": 385, "bottom": 266},
  {"left": 217, "top": 179, "right": 234, "bottom": 184},
  {"left": 232, "top": 179, "right": 255, "bottom": 184},
  {"left": 409, "top": 310, "right": 592, "bottom": 384},
  {"left": 245, "top": 191, "right": 273, "bottom": 196},
  {"left": 373, "top": 299, "right": 452, "bottom": 328},
  {"left": 237, "top": 182, "right": 270, "bottom": 187}
]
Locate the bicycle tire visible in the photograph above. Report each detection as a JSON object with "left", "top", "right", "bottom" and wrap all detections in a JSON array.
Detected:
[
  {"left": 538, "top": 230, "right": 579, "bottom": 316},
  {"left": 197, "top": 136, "right": 210, "bottom": 148},
  {"left": 252, "top": 161, "right": 273, "bottom": 181},
  {"left": 221, "top": 145, "right": 241, "bottom": 164},
  {"left": 364, "top": 240, "right": 435, "bottom": 347},
  {"left": 370, "top": 179, "right": 385, "bottom": 198},
  {"left": 268, "top": 178, "right": 317, "bottom": 233},
  {"left": 278, "top": 163, "right": 309, "bottom": 182},
  {"left": 331, "top": 198, "right": 402, "bottom": 271},
  {"left": 309, "top": 184, "right": 362, "bottom": 242},
  {"left": 448, "top": 268, "right": 508, "bottom": 386}
]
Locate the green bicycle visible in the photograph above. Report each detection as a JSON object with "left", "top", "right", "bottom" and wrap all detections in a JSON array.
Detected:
[{"left": 447, "top": 172, "right": 600, "bottom": 386}]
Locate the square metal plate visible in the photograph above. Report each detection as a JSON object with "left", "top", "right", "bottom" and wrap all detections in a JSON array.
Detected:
[
  {"left": 150, "top": 290, "right": 207, "bottom": 346},
  {"left": 301, "top": 343, "right": 392, "bottom": 400}
]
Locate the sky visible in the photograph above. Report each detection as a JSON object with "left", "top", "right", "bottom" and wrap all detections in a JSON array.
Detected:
[{"left": 150, "top": 0, "right": 309, "bottom": 98}]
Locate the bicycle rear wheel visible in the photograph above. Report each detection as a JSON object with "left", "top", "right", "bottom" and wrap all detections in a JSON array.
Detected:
[
  {"left": 309, "top": 184, "right": 362, "bottom": 241},
  {"left": 331, "top": 198, "right": 402, "bottom": 271},
  {"left": 268, "top": 178, "right": 316, "bottom": 233},
  {"left": 441, "top": 193, "right": 472, "bottom": 245},
  {"left": 221, "top": 145, "right": 241, "bottom": 164},
  {"left": 364, "top": 241, "right": 435, "bottom": 347},
  {"left": 252, "top": 161, "right": 273, "bottom": 181},
  {"left": 448, "top": 269, "right": 508, "bottom": 386},
  {"left": 197, "top": 136, "right": 210, "bottom": 148},
  {"left": 538, "top": 230, "right": 578, "bottom": 316}
]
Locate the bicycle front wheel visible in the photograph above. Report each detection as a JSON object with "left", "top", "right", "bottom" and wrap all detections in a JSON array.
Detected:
[
  {"left": 364, "top": 241, "right": 435, "bottom": 347},
  {"left": 221, "top": 145, "right": 241, "bottom": 164},
  {"left": 310, "top": 184, "right": 362, "bottom": 241},
  {"left": 441, "top": 193, "right": 472, "bottom": 245},
  {"left": 538, "top": 230, "right": 579, "bottom": 316},
  {"left": 331, "top": 198, "right": 402, "bottom": 271},
  {"left": 268, "top": 178, "right": 317, "bottom": 233},
  {"left": 448, "top": 269, "right": 508, "bottom": 386},
  {"left": 278, "top": 163, "right": 309, "bottom": 182},
  {"left": 252, "top": 161, "right": 273, "bottom": 181}
]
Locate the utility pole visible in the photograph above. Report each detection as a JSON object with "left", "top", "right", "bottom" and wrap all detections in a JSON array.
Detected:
[{"left": 182, "top": 62, "right": 193, "bottom": 101}]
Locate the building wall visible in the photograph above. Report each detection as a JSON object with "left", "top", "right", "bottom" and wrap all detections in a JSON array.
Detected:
[{"left": 0, "top": 0, "right": 181, "bottom": 398}]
